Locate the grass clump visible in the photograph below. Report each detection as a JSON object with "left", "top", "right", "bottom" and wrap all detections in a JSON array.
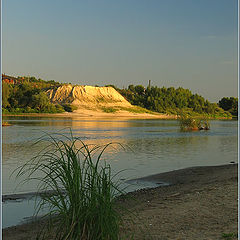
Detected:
[
  {"left": 17, "top": 133, "right": 124, "bottom": 240},
  {"left": 179, "top": 114, "right": 210, "bottom": 131},
  {"left": 119, "top": 106, "right": 155, "bottom": 114},
  {"left": 101, "top": 107, "right": 118, "bottom": 113},
  {"left": 222, "top": 233, "right": 238, "bottom": 240}
]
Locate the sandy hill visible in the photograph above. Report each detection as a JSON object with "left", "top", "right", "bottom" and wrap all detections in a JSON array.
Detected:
[
  {"left": 46, "top": 85, "right": 168, "bottom": 118},
  {"left": 47, "top": 85, "right": 132, "bottom": 110}
]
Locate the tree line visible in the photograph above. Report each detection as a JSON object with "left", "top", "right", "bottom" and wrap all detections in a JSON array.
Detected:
[
  {"left": 218, "top": 97, "right": 238, "bottom": 116},
  {"left": 2, "top": 75, "right": 237, "bottom": 117},
  {"left": 2, "top": 76, "right": 76, "bottom": 113},
  {"left": 112, "top": 84, "right": 235, "bottom": 117}
]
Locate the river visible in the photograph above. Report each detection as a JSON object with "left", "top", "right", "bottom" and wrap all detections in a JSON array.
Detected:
[{"left": 2, "top": 116, "right": 238, "bottom": 227}]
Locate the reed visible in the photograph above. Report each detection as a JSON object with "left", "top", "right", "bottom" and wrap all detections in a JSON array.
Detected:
[
  {"left": 17, "top": 133, "right": 123, "bottom": 240},
  {"left": 179, "top": 114, "right": 210, "bottom": 131}
]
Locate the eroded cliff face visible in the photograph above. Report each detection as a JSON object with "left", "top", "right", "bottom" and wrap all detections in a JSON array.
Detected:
[{"left": 47, "top": 85, "right": 132, "bottom": 108}]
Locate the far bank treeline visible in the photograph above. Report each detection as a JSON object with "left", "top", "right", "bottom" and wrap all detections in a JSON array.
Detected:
[
  {"left": 114, "top": 85, "right": 237, "bottom": 118},
  {"left": 2, "top": 75, "right": 72, "bottom": 114},
  {"left": 2, "top": 75, "right": 238, "bottom": 118}
]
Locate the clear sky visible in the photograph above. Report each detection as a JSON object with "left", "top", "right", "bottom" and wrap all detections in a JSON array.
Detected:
[{"left": 3, "top": 0, "right": 238, "bottom": 102}]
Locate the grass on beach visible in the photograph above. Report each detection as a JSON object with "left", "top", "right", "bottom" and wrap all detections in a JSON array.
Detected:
[
  {"left": 16, "top": 133, "right": 125, "bottom": 240},
  {"left": 222, "top": 233, "right": 238, "bottom": 240},
  {"left": 101, "top": 106, "right": 156, "bottom": 114}
]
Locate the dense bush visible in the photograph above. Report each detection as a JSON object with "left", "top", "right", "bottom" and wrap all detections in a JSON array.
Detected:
[
  {"left": 2, "top": 77, "right": 65, "bottom": 114},
  {"left": 117, "top": 85, "right": 233, "bottom": 117},
  {"left": 219, "top": 97, "right": 238, "bottom": 116},
  {"left": 2, "top": 74, "right": 237, "bottom": 117},
  {"left": 62, "top": 104, "right": 78, "bottom": 112},
  {"left": 179, "top": 114, "right": 210, "bottom": 131}
]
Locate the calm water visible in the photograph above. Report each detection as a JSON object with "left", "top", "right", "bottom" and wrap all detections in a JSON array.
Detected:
[{"left": 2, "top": 116, "right": 238, "bottom": 227}]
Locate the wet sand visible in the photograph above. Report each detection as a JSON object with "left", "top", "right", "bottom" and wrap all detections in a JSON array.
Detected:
[{"left": 3, "top": 164, "right": 238, "bottom": 240}]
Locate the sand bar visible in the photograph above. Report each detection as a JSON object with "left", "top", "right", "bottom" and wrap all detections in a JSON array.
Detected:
[{"left": 3, "top": 163, "right": 237, "bottom": 240}]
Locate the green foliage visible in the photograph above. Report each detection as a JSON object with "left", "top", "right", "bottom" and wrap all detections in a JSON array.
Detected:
[
  {"left": 2, "top": 108, "right": 9, "bottom": 114},
  {"left": 179, "top": 114, "right": 210, "bottom": 131},
  {"left": 55, "top": 104, "right": 65, "bottom": 113},
  {"left": 32, "top": 92, "right": 50, "bottom": 111},
  {"left": 16, "top": 134, "right": 124, "bottom": 240},
  {"left": 2, "top": 81, "right": 11, "bottom": 108},
  {"left": 179, "top": 115, "right": 201, "bottom": 130},
  {"left": 3, "top": 74, "right": 235, "bottom": 118},
  {"left": 118, "top": 85, "right": 230, "bottom": 118},
  {"left": 62, "top": 104, "right": 78, "bottom": 112},
  {"left": 105, "top": 84, "right": 117, "bottom": 90},
  {"left": 119, "top": 106, "right": 153, "bottom": 114},
  {"left": 2, "top": 76, "right": 66, "bottom": 114},
  {"left": 222, "top": 232, "right": 238, "bottom": 240},
  {"left": 7, "top": 82, "right": 38, "bottom": 108},
  {"left": 219, "top": 97, "right": 238, "bottom": 116},
  {"left": 101, "top": 107, "right": 118, "bottom": 113},
  {"left": 17, "top": 75, "right": 61, "bottom": 88}
]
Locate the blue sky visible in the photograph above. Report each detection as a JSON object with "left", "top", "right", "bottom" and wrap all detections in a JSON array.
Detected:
[{"left": 3, "top": 0, "right": 238, "bottom": 102}]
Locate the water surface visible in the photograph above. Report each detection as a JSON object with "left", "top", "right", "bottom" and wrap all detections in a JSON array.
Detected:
[{"left": 3, "top": 116, "right": 238, "bottom": 227}]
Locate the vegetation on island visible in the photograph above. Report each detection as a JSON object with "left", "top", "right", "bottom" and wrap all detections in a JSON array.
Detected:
[{"left": 179, "top": 114, "right": 210, "bottom": 131}]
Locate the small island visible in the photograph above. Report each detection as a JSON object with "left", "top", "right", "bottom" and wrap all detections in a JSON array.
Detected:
[{"left": 2, "top": 122, "right": 11, "bottom": 127}]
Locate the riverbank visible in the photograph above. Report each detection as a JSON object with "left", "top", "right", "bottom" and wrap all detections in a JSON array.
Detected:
[
  {"left": 3, "top": 163, "right": 237, "bottom": 240},
  {"left": 2, "top": 110, "right": 232, "bottom": 120},
  {"left": 2, "top": 122, "right": 12, "bottom": 127},
  {"left": 3, "top": 109, "right": 177, "bottom": 119}
]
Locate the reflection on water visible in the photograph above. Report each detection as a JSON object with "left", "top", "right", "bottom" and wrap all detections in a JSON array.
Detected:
[
  {"left": 3, "top": 117, "right": 237, "bottom": 195},
  {"left": 2, "top": 116, "right": 238, "bottom": 228}
]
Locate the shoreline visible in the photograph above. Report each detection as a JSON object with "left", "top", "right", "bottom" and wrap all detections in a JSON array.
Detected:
[
  {"left": 128, "top": 163, "right": 237, "bottom": 186},
  {"left": 3, "top": 163, "right": 236, "bottom": 202},
  {"left": 3, "top": 110, "right": 232, "bottom": 120},
  {"left": 3, "top": 163, "right": 237, "bottom": 239},
  {"left": 3, "top": 111, "right": 177, "bottom": 119}
]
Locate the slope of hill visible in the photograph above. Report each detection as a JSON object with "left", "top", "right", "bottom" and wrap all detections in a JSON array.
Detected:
[
  {"left": 45, "top": 84, "right": 163, "bottom": 117},
  {"left": 47, "top": 85, "right": 132, "bottom": 108}
]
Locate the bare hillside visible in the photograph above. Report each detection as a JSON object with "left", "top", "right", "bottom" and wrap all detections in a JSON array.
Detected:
[{"left": 47, "top": 85, "right": 132, "bottom": 109}]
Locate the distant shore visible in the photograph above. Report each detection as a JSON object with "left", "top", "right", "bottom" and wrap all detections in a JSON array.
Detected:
[
  {"left": 2, "top": 122, "right": 12, "bottom": 126},
  {"left": 2, "top": 110, "right": 232, "bottom": 120},
  {"left": 3, "top": 163, "right": 237, "bottom": 240},
  {"left": 3, "top": 109, "right": 177, "bottom": 119}
]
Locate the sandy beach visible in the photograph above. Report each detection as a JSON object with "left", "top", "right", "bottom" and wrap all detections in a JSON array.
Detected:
[
  {"left": 3, "top": 163, "right": 237, "bottom": 240},
  {"left": 3, "top": 109, "right": 232, "bottom": 120},
  {"left": 3, "top": 109, "right": 177, "bottom": 119},
  {"left": 119, "top": 164, "right": 238, "bottom": 240}
]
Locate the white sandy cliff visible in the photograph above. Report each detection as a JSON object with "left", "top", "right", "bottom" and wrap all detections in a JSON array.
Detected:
[{"left": 47, "top": 85, "right": 132, "bottom": 108}]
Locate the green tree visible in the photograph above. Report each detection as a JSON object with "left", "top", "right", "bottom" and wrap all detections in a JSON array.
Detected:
[
  {"left": 219, "top": 97, "right": 232, "bottom": 111},
  {"left": 32, "top": 92, "right": 50, "bottom": 111},
  {"left": 135, "top": 85, "right": 145, "bottom": 95},
  {"left": 2, "top": 82, "right": 11, "bottom": 108},
  {"left": 219, "top": 97, "right": 238, "bottom": 116},
  {"left": 127, "top": 85, "right": 135, "bottom": 93}
]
